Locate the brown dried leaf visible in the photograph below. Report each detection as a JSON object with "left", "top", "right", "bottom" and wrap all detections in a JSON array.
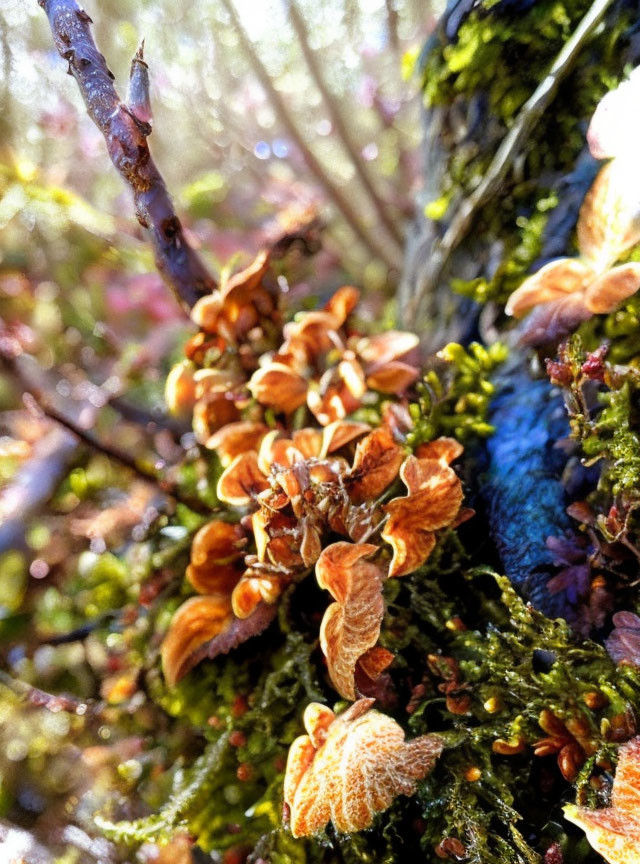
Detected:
[
  {"left": 217, "top": 451, "right": 269, "bottom": 507},
  {"left": 206, "top": 421, "right": 269, "bottom": 464},
  {"left": 347, "top": 427, "right": 405, "bottom": 504},
  {"left": 316, "top": 542, "right": 387, "bottom": 700},
  {"left": 320, "top": 420, "right": 371, "bottom": 456},
  {"left": 161, "top": 595, "right": 233, "bottom": 687},
  {"left": 505, "top": 258, "right": 593, "bottom": 318},
  {"left": 165, "top": 361, "right": 196, "bottom": 417},
  {"left": 584, "top": 262, "right": 640, "bottom": 314},
  {"left": 415, "top": 437, "right": 463, "bottom": 464},
  {"left": 284, "top": 699, "right": 444, "bottom": 837},
  {"left": 324, "top": 285, "right": 360, "bottom": 326},
  {"left": 565, "top": 737, "right": 640, "bottom": 864},
  {"left": 382, "top": 456, "right": 464, "bottom": 577},
  {"left": 186, "top": 520, "right": 246, "bottom": 594},
  {"left": 365, "top": 361, "right": 419, "bottom": 394},
  {"left": 249, "top": 363, "right": 309, "bottom": 414},
  {"left": 357, "top": 331, "right": 420, "bottom": 365}
]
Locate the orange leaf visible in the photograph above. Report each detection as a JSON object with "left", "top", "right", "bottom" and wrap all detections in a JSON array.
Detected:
[
  {"left": 249, "top": 363, "right": 308, "bottom": 414},
  {"left": 576, "top": 160, "right": 640, "bottom": 269},
  {"left": 217, "top": 451, "right": 269, "bottom": 507},
  {"left": 186, "top": 520, "right": 246, "bottom": 594},
  {"left": 192, "top": 393, "right": 241, "bottom": 444},
  {"left": 505, "top": 258, "right": 593, "bottom": 318},
  {"left": 284, "top": 699, "right": 444, "bottom": 837},
  {"left": 357, "top": 331, "right": 419, "bottom": 365},
  {"left": 366, "top": 360, "right": 419, "bottom": 394},
  {"left": 161, "top": 595, "right": 233, "bottom": 687},
  {"left": 206, "top": 421, "right": 269, "bottom": 464},
  {"left": 565, "top": 736, "right": 640, "bottom": 864},
  {"left": 316, "top": 542, "right": 387, "bottom": 700},
  {"left": 257, "top": 429, "right": 304, "bottom": 475},
  {"left": 416, "top": 437, "right": 463, "bottom": 464},
  {"left": 292, "top": 427, "right": 323, "bottom": 459},
  {"left": 382, "top": 456, "right": 463, "bottom": 577},
  {"left": 165, "top": 362, "right": 196, "bottom": 417},
  {"left": 347, "top": 427, "right": 405, "bottom": 503},
  {"left": 191, "top": 293, "right": 224, "bottom": 334},
  {"left": 584, "top": 262, "right": 640, "bottom": 314},
  {"left": 320, "top": 420, "right": 371, "bottom": 456},
  {"left": 324, "top": 285, "right": 360, "bottom": 326}
]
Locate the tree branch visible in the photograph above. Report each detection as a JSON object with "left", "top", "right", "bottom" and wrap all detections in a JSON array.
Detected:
[
  {"left": 37, "top": 0, "right": 217, "bottom": 310},
  {"left": 287, "top": 0, "right": 405, "bottom": 251},
  {"left": 406, "top": 0, "right": 615, "bottom": 321},
  {"left": 0, "top": 352, "right": 212, "bottom": 515},
  {"left": 219, "top": 0, "right": 401, "bottom": 273}
]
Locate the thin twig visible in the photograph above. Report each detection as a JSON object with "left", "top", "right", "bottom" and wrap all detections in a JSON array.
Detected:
[
  {"left": 220, "top": 0, "right": 401, "bottom": 273},
  {"left": 407, "top": 0, "right": 615, "bottom": 321},
  {"left": 287, "top": 0, "right": 405, "bottom": 251},
  {"left": 1, "top": 353, "right": 212, "bottom": 514},
  {"left": 37, "top": 0, "right": 216, "bottom": 310}
]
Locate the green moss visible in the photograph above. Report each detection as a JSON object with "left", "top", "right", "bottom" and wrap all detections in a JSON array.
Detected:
[
  {"left": 417, "top": 0, "right": 633, "bottom": 306},
  {"left": 408, "top": 341, "right": 508, "bottom": 445}
]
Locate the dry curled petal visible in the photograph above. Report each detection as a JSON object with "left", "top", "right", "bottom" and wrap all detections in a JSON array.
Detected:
[
  {"left": 249, "top": 363, "right": 309, "bottom": 414},
  {"left": 320, "top": 420, "right": 370, "bottom": 456},
  {"left": 206, "top": 421, "right": 269, "bottom": 463},
  {"left": 357, "top": 331, "right": 419, "bottom": 366},
  {"left": 416, "top": 437, "right": 463, "bottom": 465},
  {"left": 565, "top": 737, "right": 640, "bottom": 864},
  {"left": 217, "top": 451, "right": 269, "bottom": 506},
  {"left": 382, "top": 455, "right": 464, "bottom": 577},
  {"left": 505, "top": 259, "right": 592, "bottom": 318},
  {"left": 161, "top": 595, "right": 233, "bottom": 687},
  {"left": 365, "top": 361, "right": 419, "bottom": 394},
  {"left": 186, "top": 520, "right": 246, "bottom": 594},
  {"left": 165, "top": 361, "right": 196, "bottom": 417},
  {"left": 284, "top": 699, "right": 444, "bottom": 837},
  {"left": 584, "top": 263, "right": 640, "bottom": 314},
  {"left": 324, "top": 285, "right": 360, "bottom": 325},
  {"left": 346, "top": 427, "right": 405, "bottom": 504},
  {"left": 316, "top": 542, "right": 387, "bottom": 700}
]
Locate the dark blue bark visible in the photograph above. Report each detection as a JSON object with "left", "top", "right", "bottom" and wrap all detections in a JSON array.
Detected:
[{"left": 480, "top": 368, "right": 574, "bottom": 617}]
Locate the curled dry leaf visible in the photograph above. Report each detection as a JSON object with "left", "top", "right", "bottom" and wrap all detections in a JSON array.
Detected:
[
  {"left": 505, "top": 87, "right": 640, "bottom": 338},
  {"left": 346, "top": 427, "right": 405, "bottom": 503},
  {"left": 165, "top": 361, "right": 196, "bottom": 417},
  {"left": 284, "top": 699, "right": 444, "bottom": 837},
  {"left": 505, "top": 259, "right": 592, "bottom": 319},
  {"left": 584, "top": 262, "right": 640, "bottom": 314},
  {"left": 249, "top": 363, "right": 309, "bottom": 414},
  {"left": 161, "top": 594, "right": 233, "bottom": 687},
  {"left": 316, "top": 542, "right": 387, "bottom": 700},
  {"left": 217, "top": 451, "right": 270, "bottom": 507},
  {"left": 565, "top": 736, "right": 640, "bottom": 864},
  {"left": 382, "top": 452, "right": 464, "bottom": 577},
  {"left": 185, "top": 520, "right": 246, "bottom": 594},
  {"left": 206, "top": 421, "right": 268, "bottom": 463},
  {"left": 162, "top": 595, "right": 277, "bottom": 686}
]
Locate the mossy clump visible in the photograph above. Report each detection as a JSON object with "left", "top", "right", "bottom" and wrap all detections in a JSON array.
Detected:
[
  {"left": 408, "top": 341, "right": 508, "bottom": 446},
  {"left": 417, "top": 0, "right": 634, "bottom": 306}
]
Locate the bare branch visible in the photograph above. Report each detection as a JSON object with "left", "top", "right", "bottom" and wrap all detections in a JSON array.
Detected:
[
  {"left": 0, "top": 426, "right": 78, "bottom": 554},
  {"left": 287, "top": 0, "right": 405, "bottom": 251},
  {"left": 406, "top": 0, "right": 615, "bottom": 321},
  {"left": 0, "top": 352, "right": 212, "bottom": 515},
  {"left": 219, "top": 0, "right": 401, "bottom": 273},
  {"left": 37, "top": 0, "right": 216, "bottom": 310}
]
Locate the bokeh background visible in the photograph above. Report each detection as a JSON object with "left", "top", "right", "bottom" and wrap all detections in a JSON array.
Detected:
[{"left": 0, "top": 1, "right": 436, "bottom": 861}]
